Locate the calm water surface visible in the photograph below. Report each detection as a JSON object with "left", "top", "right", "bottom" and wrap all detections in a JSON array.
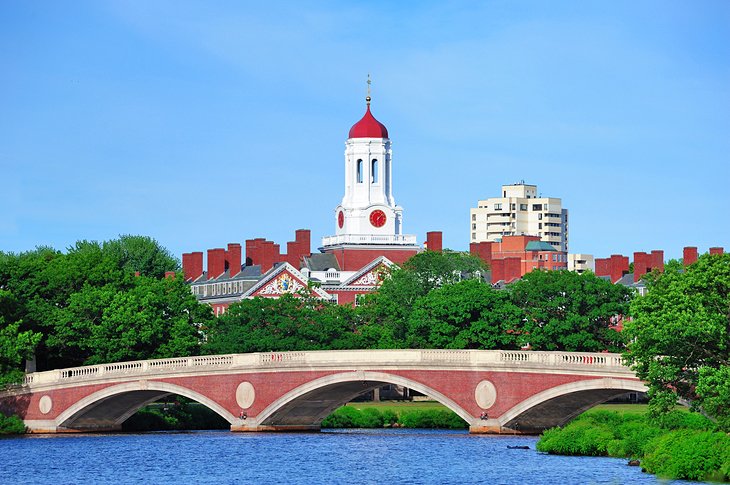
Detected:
[{"left": 0, "top": 429, "right": 700, "bottom": 484}]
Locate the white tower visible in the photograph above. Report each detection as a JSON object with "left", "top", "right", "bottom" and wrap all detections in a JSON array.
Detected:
[{"left": 320, "top": 84, "right": 418, "bottom": 261}]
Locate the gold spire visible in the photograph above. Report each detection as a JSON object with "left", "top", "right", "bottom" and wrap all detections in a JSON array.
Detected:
[{"left": 366, "top": 73, "right": 371, "bottom": 104}]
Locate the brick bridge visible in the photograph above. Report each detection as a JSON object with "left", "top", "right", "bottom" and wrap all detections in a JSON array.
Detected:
[{"left": 0, "top": 349, "right": 646, "bottom": 434}]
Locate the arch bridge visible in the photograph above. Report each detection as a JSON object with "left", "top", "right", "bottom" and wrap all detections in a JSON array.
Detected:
[{"left": 0, "top": 349, "right": 645, "bottom": 434}]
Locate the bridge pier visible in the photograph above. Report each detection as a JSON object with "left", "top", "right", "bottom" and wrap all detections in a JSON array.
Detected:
[
  {"left": 468, "top": 419, "right": 523, "bottom": 435},
  {"left": 23, "top": 420, "right": 124, "bottom": 434}
]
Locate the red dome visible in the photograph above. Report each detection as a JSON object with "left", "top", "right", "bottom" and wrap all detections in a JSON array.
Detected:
[{"left": 348, "top": 103, "right": 389, "bottom": 139}]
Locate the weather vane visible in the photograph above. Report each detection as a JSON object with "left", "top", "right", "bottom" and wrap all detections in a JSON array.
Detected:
[{"left": 366, "top": 73, "right": 371, "bottom": 104}]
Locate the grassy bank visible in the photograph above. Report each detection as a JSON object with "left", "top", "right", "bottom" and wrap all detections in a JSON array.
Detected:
[
  {"left": 322, "top": 401, "right": 467, "bottom": 429},
  {"left": 536, "top": 406, "right": 730, "bottom": 482}
]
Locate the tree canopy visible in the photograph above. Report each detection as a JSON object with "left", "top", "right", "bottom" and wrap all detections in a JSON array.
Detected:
[
  {"left": 507, "top": 270, "right": 631, "bottom": 352},
  {"left": 624, "top": 253, "right": 730, "bottom": 431},
  {"left": 0, "top": 236, "right": 210, "bottom": 381},
  {"left": 204, "top": 294, "right": 361, "bottom": 354}
]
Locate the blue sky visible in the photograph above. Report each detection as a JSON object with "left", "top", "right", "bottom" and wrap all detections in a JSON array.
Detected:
[{"left": 2, "top": 1, "right": 728, "bottom": 262}]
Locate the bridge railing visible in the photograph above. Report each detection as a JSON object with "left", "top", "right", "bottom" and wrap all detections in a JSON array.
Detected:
[{"left": 18, "top": 349, "right": 633, "bottom": 388}]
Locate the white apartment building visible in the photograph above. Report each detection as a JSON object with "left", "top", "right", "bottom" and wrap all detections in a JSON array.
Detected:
[
  {"left": 470, "top": 181, "right": 569, "bottom": 252},
  {"left": 568, "top": 254, "right": 595, "bottom": 274}
]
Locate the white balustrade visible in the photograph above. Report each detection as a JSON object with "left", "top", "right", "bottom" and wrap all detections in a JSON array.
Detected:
[
  {"left": 321, "top": 234, "right": 417, "bottom": 246},
  {"left": 16, "top": 349, "right": 634, "bottom": 389}
]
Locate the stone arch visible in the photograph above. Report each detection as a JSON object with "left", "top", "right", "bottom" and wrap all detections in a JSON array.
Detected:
[
  {"left": 55, "top": 381, "right": 237, "bottom": 431},
  {"left": 498, "top": 378, "right": 648, "bottom": 433},
  {"left": 253, "top": 371, "right": 474, "bottom": 429}
]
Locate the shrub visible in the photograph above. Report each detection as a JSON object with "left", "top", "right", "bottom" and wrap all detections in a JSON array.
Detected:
[
  {"left": 611, "top": 420, "right": 662, "bottom": 459},
  {"left": 360, "top": 408, "right": 384, "bottom": 428},
  {"left": 399, "top": 409, "right": 467, "bottom": 429},
  {"left": 652, "top": 409, "right": 716, "bottom": 431},
  {"left": 321, "top": 406, "right": 467, "bottom": 429},
  {"left": 0, "top": 413, "right": 25, "bottom": 434},
  {"left": 537, "top": 421, "right": 614, "bottom": 456},
  {"left": 321, "top": 406, "right": 362, "bottom": 428},
  {"left": 642, "top": 429, "right": 730, "bottom": 481}
]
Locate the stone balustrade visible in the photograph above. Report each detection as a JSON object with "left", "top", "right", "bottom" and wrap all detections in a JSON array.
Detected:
[{"left": 19, "top": 349, "right": 633, "bottom": 389}]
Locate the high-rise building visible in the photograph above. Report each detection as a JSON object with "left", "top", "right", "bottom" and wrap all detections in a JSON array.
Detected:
[{"left": 469, "top": 182, "right": 569, "bottom": 252}]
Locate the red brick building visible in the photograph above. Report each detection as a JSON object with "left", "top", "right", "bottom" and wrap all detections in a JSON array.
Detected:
[{"left": 470, "top": 235, "right": 568, "bottom": 283}]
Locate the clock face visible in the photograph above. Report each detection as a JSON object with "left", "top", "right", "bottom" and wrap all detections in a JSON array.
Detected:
[
  {"left": 369, "top": 209, "right": 387, "bottom": 228},
  {"left": 338, "top": 211, "right": 344, "bottom": 228}
]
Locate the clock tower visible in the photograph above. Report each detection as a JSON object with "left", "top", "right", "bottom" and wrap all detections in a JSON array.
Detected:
[{"left": 321, "top": 84, "right": 419, "bottom": 270}]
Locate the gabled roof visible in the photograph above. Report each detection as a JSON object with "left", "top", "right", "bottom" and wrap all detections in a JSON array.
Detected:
[
  {"left": 340, "top": 256, "right": 395, "bottom": 287},
  {"left": 242, "top": 262, "right": 331, "bottom": 299}
]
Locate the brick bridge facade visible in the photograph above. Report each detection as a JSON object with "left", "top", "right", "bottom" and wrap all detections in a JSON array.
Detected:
[{"left": 0, "top": 350, "right": 646, "bottom": 434}]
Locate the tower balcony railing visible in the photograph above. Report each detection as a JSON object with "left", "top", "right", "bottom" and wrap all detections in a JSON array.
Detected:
[{"left": 321, "top": 234, "right": 418, "bottom": 247}]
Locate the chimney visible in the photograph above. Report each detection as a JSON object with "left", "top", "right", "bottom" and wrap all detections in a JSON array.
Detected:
[
  {"left": 226, "top": 243, "right": 242, "bottom": 277},
  {"left": 683, "top": 247, "right": 698, "bottom": 266},
  {"left": 426, "top": 231, "right": 443, "bottom": 252},
  {"left": 207, "top": 248, "right": 226, "bottom": 279},
  {"left": 650, "top": 250, "right": 664, "bottom": 273},
  {"left": 633, "top": 252, "right": 650, "bottom": 283},
  {"left": 182, "top": 252, "right": 204, "bottom": 281}
]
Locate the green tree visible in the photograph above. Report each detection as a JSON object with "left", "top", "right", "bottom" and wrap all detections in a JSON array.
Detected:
[
  {"left": 0, "top": 236, "right": 200, "bottom": 371},
  {"left": 0, "top": 290, "right": 41, "bottom": 385},
  {"left": 625, "top": 253, "right": 730, "bottom": 431},
  {"left": 204, "top": 294, "right": 362, "bottom": 354},
  {"left": 406, "top": 279, "right": 520, "bottom": 349},
  {"left": 357, "top": 250, "right": 488, "bottom": 347},
  {"left": 77, "top": 275, "right": 209, "bottom": 364},
  {"left": 507, "top": 270, "right": 631, "bottom": 352}
]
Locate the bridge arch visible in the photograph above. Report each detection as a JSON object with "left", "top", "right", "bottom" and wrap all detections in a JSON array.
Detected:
[
  {"left": 498, "top": 378, "right": 648, "bottom": 433},
  {"left": 253, "top": 371, "right": 474, "bottom": 429},
  {"left": 55, "top": 381, "right": 237, "bottom": 431}
]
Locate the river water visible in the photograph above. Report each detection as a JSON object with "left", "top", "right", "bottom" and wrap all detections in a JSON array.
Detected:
[{"left": 0, "top": 429, "right": 700, "bottom": 484}]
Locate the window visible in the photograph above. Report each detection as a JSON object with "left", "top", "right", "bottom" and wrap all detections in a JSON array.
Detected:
[
  {"left": 494, "top": 203, "right": 502, "bottom": 210},
  {"left": 371, "top": 159, "right": 379, "bottom": 183},
  {"left": 356, "top": 159, "right": 363, "bottom": 183},
  {"left": 520, "top": 204, "right": 527, "bottom": 211}
]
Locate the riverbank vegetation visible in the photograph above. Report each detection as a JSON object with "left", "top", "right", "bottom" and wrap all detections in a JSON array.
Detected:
[
  {"left": 624, "top": 253, "right": 730, "bottom": 433},
  {"left": 322, "top": 401, "right": 467, "bottom": 429},
  {"left": 539, "top": 252, "right": 730, "bottom": 481},
  {"left": 537, "top": 407, "right": 730, "bottom": 481},
  {"left": 0, "top": 413, "right": 26, "bottom": 434}
]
